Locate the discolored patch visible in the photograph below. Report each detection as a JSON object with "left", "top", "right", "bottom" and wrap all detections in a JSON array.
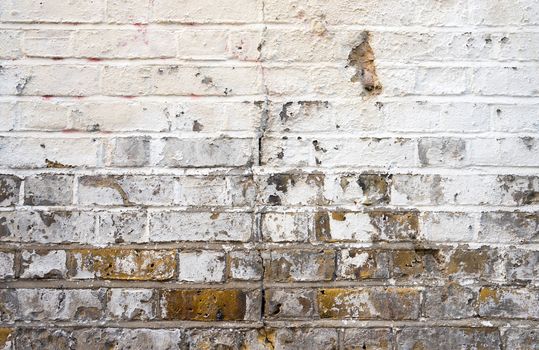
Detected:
[
  {"left": 71, "top": 249, "right": 176, "bottom": 280},
  {"left": 162, "top": 289, "right": 247, "bottom": 321},
  {"left": 347, "top": 32, "right": 382, "bottom": 95}
]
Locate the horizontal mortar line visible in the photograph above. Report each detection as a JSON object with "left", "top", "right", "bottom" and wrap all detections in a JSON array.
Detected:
[
  {"left": 2, "top": 319, "right": 537, "bottom": 329},
  {"left": 252, "top": 165, "right": 539, "bottom": 175},
  {"left": 5, "top": 56, "right": 539, "bottom": 66},
  {"left": 1, "top": 241, "right": 534, "bottom": 251},
  {"left": 0, "top": 167, "right": 253, "bottom": 176},
  {"left": 2, "top": 94, "right": 539, "bottom": 103},
  {"left": 0, "top": 204, "right": 538, "bottom": 212},
  {"left": 2, "top": 131, "right": 539, "bottom": 139},
  {"left": 2, "top": 166, "right": 539, "bottom": 175},
  {"left": 5, "top": 58, "right": 539, "bottom": 68},
  {"left": 0, "top": 280, "right": 261, "bottom": 289},
  {"left": 264, "top": 319, "right": 539, "bottom": 328},
  {"left": 0, "top": 320, "right": 265, "bottom": 329},
  {"left": 0, "top": 131, "right": 259, "bottom": 138},
  {"left": 3, "top": 22, "right": 539, "bottom": 32}
]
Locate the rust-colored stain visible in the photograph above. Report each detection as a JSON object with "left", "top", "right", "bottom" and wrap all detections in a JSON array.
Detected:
[
  {"left": 331, "top": 212, "right": 347, "bottom": 221},
  {"left": 45, "top": 159, "right": 75, "bottom": 168},
  {"left": 369, "top": 211, "right": 419, "bottom": 239},
  {"left": 162, "top": 289, "right": 247, "bottom": 321},
  {"left": 447, "top": 250, "right": 488, "bottom": 275},
  {"left": 257, "top": 328, "right": 276, "bottom": 350},
  {"left": 347, "top": 31, "right": 382, "bottom": 94},
  {"left": 71, "top": 249, "right": 176, "bottom": 280},
  {"left": 0, "top": 328, "right": 12, "bottom": 348},
  {"left": 357, "top": 174, "right": 391, "bottom": 205},
  {"left": 479, "top": 287, "right": 500, "bottom": 304}
]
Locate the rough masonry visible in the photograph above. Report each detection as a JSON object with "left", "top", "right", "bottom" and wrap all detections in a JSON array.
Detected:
[{"left": 0, "top": 0, "right": 539, "bottom": 349}]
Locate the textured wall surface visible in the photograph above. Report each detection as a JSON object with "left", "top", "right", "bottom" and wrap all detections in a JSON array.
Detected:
[{"left": 1, "top": 0, "right": 539, "bottom": 349}]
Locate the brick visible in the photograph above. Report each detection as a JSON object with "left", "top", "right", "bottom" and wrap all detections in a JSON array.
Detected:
[
  {"left": 423, "top": 284, "right": 478, "bottom": 319},
  {"left": 24, "top": 174, "right": 74, "bottom": 205},
  {"left": 417, "top": 138, "right": 466, "bottom": 167},
  {"left": 160, "top": 289, "right": 249, "bottom": 321},
  {"left": 0, "top": 328, "right": 13, "bottom": 350},
  {"left": 264, "top": 249, "right": 335, "bottom": 282},
  {"left": 337, "top": 249, "right": 390, "bottom": 280},
  {"left": 102, "top": 65, "right": 262, "bottom": 96},
  {"left": 20, "top": 250, "right": 67, "bottom": 279},
  {"left": 378, "top": 67, "right": 469, "bottom": 96},
  {"left": 71, "top": 249, "right": 176, "bottom": 280},
  {"left": 264, "top": 289, "right": 315, "bottom": 319},
  {"left": 107, "top": 0, "right": 150, "bottom": 23},
  {"left": 155, "top": 137, "right": 254, "bottom": 167},
  {"left": 324, "top": 173, "right": 392, "bottom": 206},
  {"left": 22, "top": 29, "right": 72, "bottom": 58},
  {"left": 257, "top": 173, "right": 326, "bottom": 206},
  {"left": 0, "top": 0, "right": 105, "bottom": 23},
  {"left": 97, "top": 210, "right": 148, "bottom": 244},
  {"left": 182, "top": 329, "right": 261, "bottom": 349},
  {"left": 506, "top": 249, "right": 539, "bottom": 282},
  {"left": 0, "top": 175, "right": 20, "bottom": 206},
  {"left": 0, "top": 252, "right": 15, "bottom": 279},
  {"left": 0, "top": 137, "right": 101, "bottom": 169},
  {"left": 491, "top": 104, "right": 539, "bottom": 132},
  {"left": 0, "top": 65, "right": 100, "bottom": 96},
  {"left": 151, "top": 0, "right": 260, "bottom": 23},
  {"left": 177, "top": 29, "right": 228, "bottom": 59},
  {"left": 0, "top": 210, "right": 95, "bottom": 243},
  {"left": 176, "top": 175, "right": 255, "bottom": 206},
  {"left": 269, "top": 328, "right": 339, "bottom": 350},
  {"left": 342, "top": 328, "right": 392, "bottom": 350},
  {"left": 105, "top": 137, "right": 151, "bottom": 167},
  {"left": 14, "top": 329, "right": 75, "bottom": 350},
  {"left": 78, "top": 175, "right": 176, "bottom": 206},
  {"left": 6, "top": 100, "right": 69, "bottom": 131},
  {"left": 479, "top": 287, "right": 539, "bottom": 319},
  {"left": 178, "top": 250, "right": 226, "bottom": 282},
  {"left": 264, "top": 0, "right": 467, "bottom": 25},
  {"left": 468, "top": 137, "right": 539, "bottom": 166},
  {"left": 318, "top": 287, "right": 420, "bottom": 320},
  {"left": 0, "top": 30, "right": 22, "bottom": 59},
  {"left": 479, "top": 212, "right": 539, "bottom": 243},
  {"left": 73, "top": 29, "right": 177, "bottom": 58},
  {"left": 1, "top": 288, "right": 105, "bottom": 321},
  {"left": 227, "top": 250, "right": 263, "bottom": 281},
  {"left": 469, "top": 0, "right": 539, "bottom": 25},
  {"left": 504, "top": 328, "right": 539, "bottom": 350},
  {"left": 261, "top": 212, "right": 310, "bottom": 242},
  {"left": 73, "top": 328, "right": 182, "bottom": 349},
  {"left": 473, "top": 67, "right": 539, "bottom": 96},
  {"left": 396, "top": 327, "right": 501, "bottom": 350},
  {"left": 150, "top": 211, "right": 252, "bottom": 242},
  {"left": 419, "top": 212, "right": 477, "bottom": 242},
  {"left": 106, "top": 289, "right": 156, "bottom": 320}
]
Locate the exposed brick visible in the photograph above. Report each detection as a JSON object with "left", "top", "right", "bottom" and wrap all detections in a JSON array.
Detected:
[
  {"left": 24, "top": 174, "right": 73, "bottom": 205},
  {"left": 264, "top": 289, "right": 315, "bottom": 319},
  {"left": 20, "top": 250, "right": 67, "bottom": 279},
  {"left": 70, "top": 249, "right": 176, "bottom": 280},
  {"left": 337, "top": 249, "right": 390, "bottom": 280},
  {"left": 106, "top": 289, "right": 156, "bottom": 321},
  {"left": 0, "top": 175, "right": 20, "bottom": 206},
  {"left": 478, "top": 287, "right": 539, "bottom": 319},
  {"left": 318, "top": 288, "right": 421, "bottom": 320},
  {"left": 342, "top": 328, "right": 392, "bottom": 350},
  {"left": 160, "top": 289, "right": 249, "bottom": 321},
  {"left": 396, "top": 327, "right": 501, "bottom": 350},
  {"left": 178, "top": 250, "right": 226, "bottom": 282}
]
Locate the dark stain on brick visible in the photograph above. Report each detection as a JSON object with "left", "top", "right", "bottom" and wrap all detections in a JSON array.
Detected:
[
  {"left": 315, "top": 212, "right": 331, "bottom": 241},
  {"left": 192, "top": 120, "right": 204, "bottom": 132},
  {"left": 279, "top": 102, "right": 293, "bottom": 122},
  {"left": 162, "top": 289, "right": 247, "bottom": 321},
  {"left": 347, "top": 32, "right": 382, "bottom": 95},
  {"left": 45, "top": 159, "right": 75, "bottom": 168},
  {"left": 357, "top": 174, "right": 392, "bottom": 205},
  {"left": 80, "top": 176, "right": 133, "bottom": 206},
  {"left": 369, "top": 211, "right": 419, "bottom": 241}
]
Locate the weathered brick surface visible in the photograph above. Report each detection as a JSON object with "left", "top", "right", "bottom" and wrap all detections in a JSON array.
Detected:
[{"left": 1, "top": 0, "right": 539, "bottom": 347}]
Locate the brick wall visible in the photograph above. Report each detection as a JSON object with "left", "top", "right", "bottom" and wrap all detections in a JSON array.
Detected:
[{"left": 0, "top": 0, "right": 538, "bottom": 349}]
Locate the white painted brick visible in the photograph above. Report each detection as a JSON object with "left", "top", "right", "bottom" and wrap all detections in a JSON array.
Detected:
[
  {"left": 228, "top": 31, "right": 263, "bottom": 61},
  {"left": 179, "top": 250, "right": 226, "bottom": 282},
  {"left": 261, "top": 212, "right": 310, "bottom": 242},
  {"left": 151, "top": 0, "right": 260, "bottom": 23},
  {"left": 102, "top": 65, "right": 262, "bottom": 96},
  {"left": 468, "top": 138, "right": 539, "bottom": 166},
  {"left": 469, "top": 0, "right": 539, "bottom": 25},
  {"left": 72, "top": 29, "right": 177, "bottom": 59},
  {"left": 23, "top": 30, "right": 72, "bottom": 58},
  {"left": 264, "top": 0, "right": 468, "bottom": 26},
  {"left": 107, "top": 289, "right": 155, "bottom": 320},
  {"left": 262, "top": 137, "right": 417, "bottom": 168},
  {"left": 0, "top": 30, "right": 22, "bottom": 59},
  {"left": 0, "top": 65, "right": 100, "bottom": 96},
  {"left": 0, "top": 252, "right": 15, "bottom": 279},
  {"left": 20, "top": 250, "right": 67, "bottom": 278},
  {"left": 9, "top": 101, "right": 70, "bottom": 131},
  {"left": 419, "top": 212, "right": 477, "bottom": 242},
  {"left": 490, "top": 104, "right": 539, "bottom": 132},
  {"left": 473, "top": 67, "right": 539, "bottom": 96},
  {"left": 107, "top": 0, "right": 150, "bottom": 23},
  {"left": 150, "top": 211, "right": 252, "bottom": 242},
  {"left": 0, "top": 137, "right": 101, "bottom": 168},
  {"left": 177, "top": 29, "right": 229, "bottom": 60},
  {"left": 0, "top": 0, "right": 105, "bottom": 23},
  {"left": 175, "top": 176, "right": 255, "bottom": 206}
]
